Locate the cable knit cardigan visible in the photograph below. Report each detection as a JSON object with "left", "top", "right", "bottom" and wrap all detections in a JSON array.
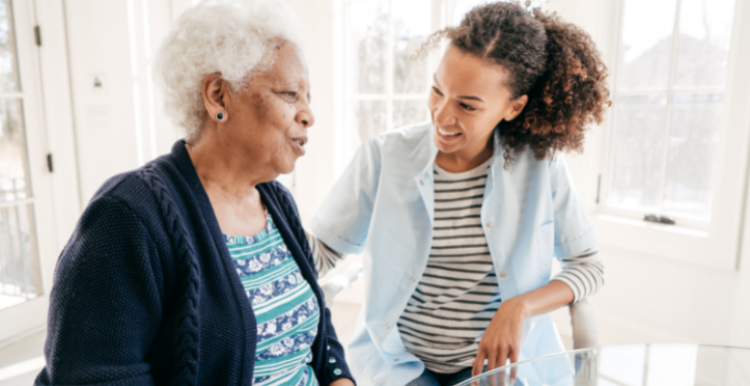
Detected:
[{"left": 35, "top": 140, "right": 354, "bottom": 386}]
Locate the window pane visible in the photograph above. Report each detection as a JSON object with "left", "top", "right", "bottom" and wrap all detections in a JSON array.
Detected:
[
  {"left": 662, "top": 94, "right": 722, "bottom": 219},
  {"left": 0, "top": 0, "right": 20, "bottom": 92},
  {"left": 0, "top": 3, "right": 41, "bottom": 311},
  {"left": 617, "top": 0, "right": 677, "bottom": 90},
  {"left": 0, "top": 98, "right": 28, "bottom": 203},
  {"left": 353, "top": 100, "right": 387, "bottom": 142},
  {"left": 608, "top": 95, "right": 668, "bottom": 211},
  {"left": 392, "top": 0, "right": 431, "bottom": 94},
  {"left": 673, "top": 0, "right": 736, "bottom": 88},
  {"left": 0, "top": 203, "right": 42, "bottom": 311},
  {"left": 350, "top": 0, "right": 388, "bottom": 95},
  {"left": 393, "top": 100, "right": 428, "bottom": 130}
]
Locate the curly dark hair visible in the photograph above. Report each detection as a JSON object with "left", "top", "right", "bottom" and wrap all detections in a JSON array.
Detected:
[{"left": 427, "top": 1, "right": 611, "bottom": 163}]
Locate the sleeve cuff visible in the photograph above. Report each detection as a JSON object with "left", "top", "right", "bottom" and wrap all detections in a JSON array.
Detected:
[
  {"left": 309, "top": 217, "right": 366, "bottom": 256},
  {"left": 555, "top": 229, "right": 597, "bottom": 258},
  {"left": 318, "top": 347, "right": 356, "bottom": 385}
]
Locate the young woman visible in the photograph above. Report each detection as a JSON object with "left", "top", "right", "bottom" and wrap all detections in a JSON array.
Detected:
[{"left": 310, "top": 2, "right": 610, "bottom": 385}]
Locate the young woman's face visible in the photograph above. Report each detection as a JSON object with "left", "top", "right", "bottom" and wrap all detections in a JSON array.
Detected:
[{"left": 428, "top": 44, "right": 526, "bottom": 158}]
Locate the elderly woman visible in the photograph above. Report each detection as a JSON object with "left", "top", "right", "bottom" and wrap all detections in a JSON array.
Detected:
[{"left": 34, "top": 1, "right": 354, "bottom": 386}]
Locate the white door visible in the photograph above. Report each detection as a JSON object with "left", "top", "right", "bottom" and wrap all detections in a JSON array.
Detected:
[{"left": 0, "top": 0, "right": 60, "bottom": 343}]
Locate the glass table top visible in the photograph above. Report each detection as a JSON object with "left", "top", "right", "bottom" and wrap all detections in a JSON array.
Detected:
[{"left": 453, "top": 344, "right": 750, "bottom": 386}]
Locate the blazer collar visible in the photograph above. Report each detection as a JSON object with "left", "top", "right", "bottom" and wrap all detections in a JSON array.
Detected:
[{"left": 416, "top": 127, "right": 503, "bottom": 178}]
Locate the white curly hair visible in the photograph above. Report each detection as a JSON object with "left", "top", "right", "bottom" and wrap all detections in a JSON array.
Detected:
[{"left": 154, "top": 0, "right": 304, "bottom": 141}]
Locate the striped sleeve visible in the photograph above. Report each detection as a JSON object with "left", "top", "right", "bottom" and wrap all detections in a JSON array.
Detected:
[
  {"left": 551, "top": 247, "right": 604, "bottom": 303},
  {"left": 307, "top": 232, "right": 346, "bottom": 277}
]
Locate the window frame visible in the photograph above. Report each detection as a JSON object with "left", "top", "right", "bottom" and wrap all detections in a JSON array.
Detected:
[{"left": 593, "top": 0, "right": 750, "bottom": 270}]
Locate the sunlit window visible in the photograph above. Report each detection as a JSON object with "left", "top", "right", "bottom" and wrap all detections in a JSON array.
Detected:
[
  {"left": 337, "top": 0, "right": 502, "bottom": 169},
  {"left": 606, "top": 0, "right": 737, "bottom": 221}
]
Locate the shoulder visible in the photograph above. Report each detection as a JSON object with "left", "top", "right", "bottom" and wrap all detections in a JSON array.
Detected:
[
  {"left": 259, "top": 181, "right": 308, "bottom": 243},
  {"left": 361, "top": 121, "right": 433, "bottom": 171},
  {"left": 259, "top": 181, "right": 301, "bottom": 222},
  {"left": 372, "top": 121, "right": 432, "bottom": 150},
  {"left": 63, "top": 175, "right": 163, "bottom": 274},
  {"left": 83, "top": 154, "right": 187, "bottom": 236},
  {"left": 259, "top": 180, "right": 295, "bottom": 205},
  {"left": 71, "top": 174, "right": 162, "bottom": 255},
  {"left": 88, "top": 171, "right": 155, "bottom": 213},
  {"left": 547, "top": 152, "right": 568, "bottom": 169}
]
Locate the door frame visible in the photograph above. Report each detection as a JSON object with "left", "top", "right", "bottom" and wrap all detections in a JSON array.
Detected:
[{"left": 0, "top": 0, "right": 80, "bottom": 345}]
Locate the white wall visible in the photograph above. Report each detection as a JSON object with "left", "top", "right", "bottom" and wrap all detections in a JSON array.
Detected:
[{"left": 64, "top": 0, "right": 181, "bottom": 205}]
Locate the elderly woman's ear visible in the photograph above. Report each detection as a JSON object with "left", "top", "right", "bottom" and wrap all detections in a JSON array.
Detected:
[{"left": 202, "top": 73, "right": 229, "bottom": 124}]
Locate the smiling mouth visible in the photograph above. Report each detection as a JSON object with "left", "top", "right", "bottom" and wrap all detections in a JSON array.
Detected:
[{"left": 437, "top": 127, "right": 461, "bottom": 137}]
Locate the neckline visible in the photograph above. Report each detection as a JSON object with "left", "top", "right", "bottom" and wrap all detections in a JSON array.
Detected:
[
  {"left": 223, "top": 210, "right": 273, "bottom": 244},
  {"left": 434, "top": 156, "right": 493, "bottom": 178}
]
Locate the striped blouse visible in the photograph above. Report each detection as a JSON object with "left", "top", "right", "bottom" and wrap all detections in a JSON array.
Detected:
[{"left": 227, "top": 212, "right": 320, "bottom": 386}]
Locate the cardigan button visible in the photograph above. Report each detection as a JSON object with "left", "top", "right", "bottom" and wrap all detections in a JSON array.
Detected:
[
  {"left": 385, "top": 323, "right": 391, "bottom": 329},
  {"left": 486, "top": 222, "right": 493, "bottom": 228},
  {"left": 329, "top": 357, "right": 337, "bottom": 364},
  {"left": 410, "top": 276, "right": 416, "bottom": 282},
  {"left": 420, "top": 179, "right": 424, "bottom": 186},
  {"left": 500, "top": 271, "right": 507, "bottom": 278},
  {"left": 334, "top": 368, "right": 342, "bottom": 376}
]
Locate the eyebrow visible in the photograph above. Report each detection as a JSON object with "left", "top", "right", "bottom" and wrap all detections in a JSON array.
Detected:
[{"left": 433, "top": 74, "right": 485, "bottom": 103}]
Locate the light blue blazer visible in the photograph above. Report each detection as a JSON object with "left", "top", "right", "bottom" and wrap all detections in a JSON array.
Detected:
[{"left": 311, "top": 122, "right": 596, "bottom": 385}]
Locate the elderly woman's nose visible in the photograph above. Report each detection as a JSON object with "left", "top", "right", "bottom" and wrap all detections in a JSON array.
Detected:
[{"left": 297, "top": 108, "right": 315, "bottom": 128}]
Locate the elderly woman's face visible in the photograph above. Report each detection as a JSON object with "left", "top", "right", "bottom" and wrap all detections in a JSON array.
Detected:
[{"left": 221, "top": 43, "right": 313, "bottom": 176}]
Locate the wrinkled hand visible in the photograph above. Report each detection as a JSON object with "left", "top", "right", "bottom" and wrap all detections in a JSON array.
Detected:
[
  {"left": 471, "top": 298, "right": 528, "bottom": 384},
  {"left": 330, "top": 378, "right": 355, "bottom": 386}
]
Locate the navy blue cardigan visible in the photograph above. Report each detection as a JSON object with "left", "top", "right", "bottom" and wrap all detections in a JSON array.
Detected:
[{"left": 35, "top": 141, "right": 354, "bottom": 386}]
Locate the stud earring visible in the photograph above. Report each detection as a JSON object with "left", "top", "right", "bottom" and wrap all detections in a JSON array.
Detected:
[{"left": 216, "top": 112, "right": 226, "bottom": 121}]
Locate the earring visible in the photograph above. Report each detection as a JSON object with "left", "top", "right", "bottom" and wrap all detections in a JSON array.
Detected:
[{"left": 216, "top": 111, "right": 226, "bottom": 121}]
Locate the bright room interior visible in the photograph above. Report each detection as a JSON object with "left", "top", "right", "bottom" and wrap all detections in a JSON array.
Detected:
[{"left": 1, "top": 0, "right": 750, "bottom": 384}]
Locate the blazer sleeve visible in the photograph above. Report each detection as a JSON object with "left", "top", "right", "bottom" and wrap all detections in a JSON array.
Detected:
[
  {"left": 548, "top": 154, "right": 597, "bottom": 258},
  {"left": 309, "top": 138, "right": 382, "bottom": 255},
  {"left": 35, "top": 194, "right": 163, "bottom": 386}
]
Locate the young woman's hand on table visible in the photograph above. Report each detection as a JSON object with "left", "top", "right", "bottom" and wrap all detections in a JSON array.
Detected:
[{"left": 472, "top": 280, "right": 577, "bottom": 382}]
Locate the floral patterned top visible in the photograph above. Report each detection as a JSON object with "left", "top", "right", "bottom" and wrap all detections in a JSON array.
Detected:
[{"left": 226, "top": 212, "right": 320, "bottom": 386}]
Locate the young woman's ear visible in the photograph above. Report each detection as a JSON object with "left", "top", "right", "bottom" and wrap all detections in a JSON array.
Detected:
[{"left": 504, "top": 95, "right": 528, "bottom": 122}]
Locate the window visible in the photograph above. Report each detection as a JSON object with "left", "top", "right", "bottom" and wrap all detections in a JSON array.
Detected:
[
  {"left": 335, "top": 0, "right": 532, "bottom": 175},
  {"left": 596, "top": 0, "right": 750, "bottom": 269},
  {"left": 0, "top": 0, "right": 43, "bottom": 311},
  {"left": 607, "top": 0, "right": 736, "bottom": 221}
]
